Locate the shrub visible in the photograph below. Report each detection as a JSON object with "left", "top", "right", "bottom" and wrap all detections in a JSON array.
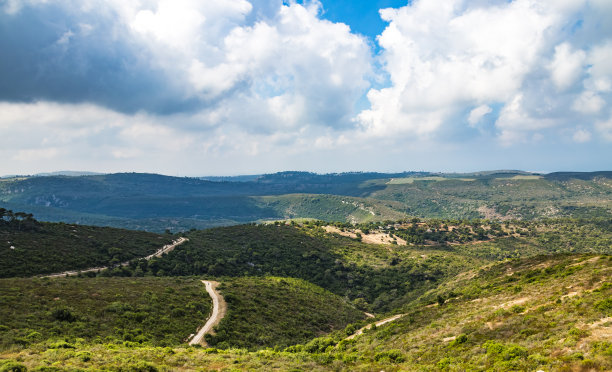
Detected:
[
  {"left": 374, "top": 349, "right": 405, "bottom": 363},
  {"left": 51, "top": 307, "right": 77, "bottom": 322},
  {"left": 48, "top": 340, "right": 75, "bottom": 349},
  {"left": 304, "top": 337, "right": 336, "bottom": 353},
  {"left": 0, "top": 360, "right": 27, "bottom": 372},
  {"left": 436, "top": 357, "right": 452, "bottom": 370},
  {"left": 124, "top": 361, "right": 159, "bottom": 372},
  {"left": 595, "top": 299, "right": 612, "bottom": 315},
  {"left": 450, "top": 334, "right": 468, "bottom": 347},
  {"left": 76, "top": 351, "right": 91, "bottom": 362}
]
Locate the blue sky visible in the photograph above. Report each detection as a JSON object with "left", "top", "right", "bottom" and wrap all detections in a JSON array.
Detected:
[
  {"left": 0, "top": 0, "right": 611, "bottom": 176},
  {"left": 317, "top": 0, "right": 408, "bottom": 40}
]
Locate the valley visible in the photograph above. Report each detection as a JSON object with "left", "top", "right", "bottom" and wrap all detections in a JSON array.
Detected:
[{"left": 0, "top": 171, "right": 611, "bottom": 371}]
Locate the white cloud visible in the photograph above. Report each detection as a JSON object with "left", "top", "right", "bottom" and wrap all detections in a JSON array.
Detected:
[
  {"left": 596, "top": 114, "right": 612, "bottom": 141},
  {"left": 549, "top": 43, "right": 585, "bottom": 91},
  {"left": 572, "top": 128, "right": 591, "bottom": 143},
  {"left": 495, "top": 94, "right": 554, "bottom": 145},
  {"left": 572, "top": 91, "right": 605, "bottom": 114},
  {"left": 2, "top": 0, "right": 612, "bottom": 176},
  {"left": 358, "top": 0, "right": 612, "bottom": 145},
  {"left": 468, "top": 105, "right": 492, "bottom": 126},
  {"left": 122, "top": 0, "right": 371, "bottom": 131},
  {"left": 360, "top": 0, "right": 557, "bottom": 138}
]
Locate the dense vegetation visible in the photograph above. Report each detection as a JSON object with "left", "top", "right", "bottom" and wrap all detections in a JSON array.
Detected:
[
  {"left": 1, "top": 171, "right": 610, "bottom": 231},
  {"left": 107, "top": 223, "right": 482, "bottom": 312},
  {"left": 280, "top": 254, "right": 612, "bottom": 371},
  {"left": 1, "top": 254, "right": 609, "bottom": 371},
  {"left": 0, "top": 212, "right": 171, "bottom": 277},
  {"left": 0, "top": 183, "right": 611, "bottom": 371},
  {"left": 207, "top": 277, "right": 365, "bottom": 350},
  {"left": 0, "top": 277, "right": 210, "bottom": 348}
]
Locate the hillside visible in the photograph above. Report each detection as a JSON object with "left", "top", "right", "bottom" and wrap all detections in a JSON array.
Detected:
[
  {"left": 0, "top": 212, "right": 172, "bottom": 277},
  {"left": 207, "top": 277, "right": 365, "bottom": 350},
  {"left": 0, "top": 204, "right": 611, "bottom": 370},
  {"left": 292, "top": 253, "right": 612, "bottom": 371},
  {"left": 115, "top": 223, "right": 485, "bottom": 312},
  {"left": 0, "top": 277, "right": 210, "bottom": 348},
  {"left": 1, "top": 254, "right": 609, "bottom": 371},
  {"left": 1, "top": 171, "right": 610, "bottom": 231}
]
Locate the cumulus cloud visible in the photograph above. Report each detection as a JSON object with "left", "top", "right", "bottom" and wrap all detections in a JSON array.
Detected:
[
  {"left": 358, "top": 0, "right": 612, "bottom": 145},
  {"left": 1, "top": 0, "right": 611, "bottom": 175},
  {"left": 468, "top": 105, "right": 493, "bottom": 126},
  {"left": 0, "top": 0, "right": 371, "bottom": 130},
  {"left": 549, "top": 43, "right": 585, "bottom": 91}
]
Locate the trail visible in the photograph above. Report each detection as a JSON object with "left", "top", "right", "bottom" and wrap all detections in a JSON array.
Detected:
[
  {"left": 189, "top": 280, "right": 227, "bottom": 346},
  {"left": 42, "top": 237, "right": 189, "bottom": 278},
  {"left": 345, "top": 314, "right": 405, "bottom": 340}
]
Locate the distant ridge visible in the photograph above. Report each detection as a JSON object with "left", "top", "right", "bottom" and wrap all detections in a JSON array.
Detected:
[
  {"left": 33, "top": 171, "right": 106, "bottom": 177},
  {"left": 2, "top": 171, "right": 105, "bottom": 178},
  {"left": 544, "top": 171, "right": 612, "bottom": 181}
]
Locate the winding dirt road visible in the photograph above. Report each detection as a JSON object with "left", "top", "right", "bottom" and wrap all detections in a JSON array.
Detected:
[
  {"left": 346, "top": 313, "right": 405, "bottom": 340},
  {"left": 189, "top": 280, "right": 227, "bottom": 346},
  {"left": 42, "top": 237, "right": 189, "bottom": 278}
]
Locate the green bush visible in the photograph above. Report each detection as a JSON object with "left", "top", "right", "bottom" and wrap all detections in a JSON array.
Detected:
[
  {"left": 449, "top": 334, "right": 468, "bottom": 347},
  {"left": 595, "top": 299, "right": 612, "bottom": 315},
  {"left": 374, "top": 349, "right": 405, "bottom": 363},
  {"left": 0, "top": 360, "right": 27, "bottom": 372},
  {"left": 51, "top": 307, "right": 77, "bottom": 322}
]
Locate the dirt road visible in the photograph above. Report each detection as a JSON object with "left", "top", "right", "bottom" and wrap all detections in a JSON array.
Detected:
[
  {"left": 42, "top": 237, "right": 189, "bottom": 278},
  {"left": 189, "top": 280, "right": 227, "bottom": 346},
  {"left": 345, "top": 314, "right": 405, "bottom": 340}
]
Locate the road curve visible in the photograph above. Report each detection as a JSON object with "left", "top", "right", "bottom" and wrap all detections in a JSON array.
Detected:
[
  {"left": 42, "top": 237, "right": 189, "bottom": 278},
  {"left": 189, "top": 280, "right": 227, "bottom": 346},
  {"left": 345, "top": 314, "right": 405, "bottom": 340}
]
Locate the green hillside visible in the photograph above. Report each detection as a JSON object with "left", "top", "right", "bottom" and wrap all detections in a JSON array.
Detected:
[
  {"left": 207, "top": 277, "right": 365, "bottom": 350},
  {"left": 368, "top": 174, "right": 612, "bottom": 220},
  {"left": 290, "top": 253, "right": 612, "bottom": 371},
  {"left": 253, "top": 194, "right": 407, "bottom": 223},
  {"left": 0, "top": 200, "right": 611, "bottom": 370},
  {"left": 0, "top": 277, "right": 210, "bottom": 348},
  {"left": 115, "top": 223, "right": 483, "bottom": 312},
  {"left": 2, "top": 254, "right": 609, "bottom": 371},
  {"left": 0, "top": 212, "right": 172, "bottom": 277},
  {"left": 2, "top": 171, "right": 610, "bottom": 231}
]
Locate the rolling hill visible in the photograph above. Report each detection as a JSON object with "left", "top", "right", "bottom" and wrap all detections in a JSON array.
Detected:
[{"left": 1, "top": 171, "right": 610, "bottom": 231}]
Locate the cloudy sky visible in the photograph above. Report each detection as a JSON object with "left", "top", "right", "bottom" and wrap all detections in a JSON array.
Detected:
[{"left": 1, "top": 0, "right": 611, "bottom": 176}]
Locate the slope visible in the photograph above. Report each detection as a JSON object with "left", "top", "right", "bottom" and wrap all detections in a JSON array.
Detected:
[
  {"left": 0, "top": 277, "right": 211, "bottom": 348},
  {"left": 0, "top": 214, "right": 172, "bottom": 277},
  {"left": 206, "top": 277, "right": 365, "bottom": 350},
  {"left": 120, "top": 223, "right": 484, "bottom": 312},
  {"left": 296, "top": 253, "right": 612, "bottom": 371}
]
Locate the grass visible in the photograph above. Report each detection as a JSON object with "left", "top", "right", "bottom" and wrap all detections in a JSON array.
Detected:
[
  {"left": 387, "top": 177, "right": 475, "bottom": 184},
  {"left": 0, "top": 222, "right": 172, "bottom": 277},
  {"left": 0, "top": 277, "right": 210, "bottom": 349},
  {"left": 282, "top": 253, "right": 612, "bottom": 371},
  {"left": 507, "top": 175, "right": 543, "bottom": 180},
  {"left": 207, "top": 277, "right": 365, "bottom": 350},
  {"left": 104, "top": 223, "right": 483, "bottom": 312},
  {"left": 2, "top": 254, "right": 609, "bottom": 371}
]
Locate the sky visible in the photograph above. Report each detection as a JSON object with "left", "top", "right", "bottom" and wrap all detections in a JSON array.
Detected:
[{"left": 0, "top": 0, "right": 611, "bottom": 176}]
